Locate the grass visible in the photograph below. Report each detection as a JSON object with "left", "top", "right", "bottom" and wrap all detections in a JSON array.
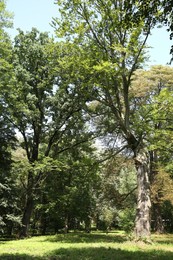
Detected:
[{"left": 0, "top": 231, "right": 173, "bottom": 259}]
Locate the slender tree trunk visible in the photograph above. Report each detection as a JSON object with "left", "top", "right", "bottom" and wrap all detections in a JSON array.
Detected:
[
  {"left": 85, "top": 216, "right": 91, "bottom": 233},
  {"left": 20, "top": 195, "right": 34, "bottom": 238},
  {"left": 152, "top": 203, "right": 164, "bottom": 233},
  {"left": 64, "top": 215, "right": 69, "bottom": 234},
  {"left": 6, "top": 222, "right": 13, "bottom": 237},
  {"left": 20, "top": 171, "right": 34, "bottom": 238},
  {"left": 41, "top": 216, "right": 47, "bottom": 235},
  {"left": 149, "top": 151, "right": 164, "bottom": 233},
  {"left": 134, "top": 149, "right": 151, "bottom": 242}
]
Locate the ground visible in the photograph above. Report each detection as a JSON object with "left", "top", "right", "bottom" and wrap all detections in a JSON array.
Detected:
[{"left": 0, "top": 231, "right": 173, "bottom": 259}]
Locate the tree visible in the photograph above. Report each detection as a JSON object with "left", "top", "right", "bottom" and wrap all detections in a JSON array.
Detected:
[
  {"left": 53, "top": 0, "right": 164, "bottom": 241},
  {"left": 35, "top": 142, "right": 99, "bottom": 234},
  {"left": 0, "top": 0, "right": 20, "bottom": 236},
  {"left": 131, "top": 65, "right": 173, "bottom": 233},
  {"left": 151, "top": 168, "right": 173, "bottom": 233},
  {"left": 96, "top": 156, "right": 137, "bottom": 233},
  {"left": 118, "top": 1, "right": 173, "bottom": 61},
  {"left": 4, "top": 28, "right": 93, "bottom": 237}
]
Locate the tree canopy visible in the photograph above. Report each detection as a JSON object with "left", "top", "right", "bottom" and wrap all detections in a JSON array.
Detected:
[{"left": 1, "top": 0, "right": 173, "bottom": 241}]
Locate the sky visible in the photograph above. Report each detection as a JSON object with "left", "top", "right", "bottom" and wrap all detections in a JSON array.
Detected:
[
  {"left": 6, "top": 0, "right": 58, "bottom": 37},
  {"left": 6, "top": 0, "right": 173, "bottom": 67}
]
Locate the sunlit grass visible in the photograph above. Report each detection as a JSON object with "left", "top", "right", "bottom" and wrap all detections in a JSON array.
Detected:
[{"left": 0, "top": 231, "right": 173, "bottom": 259}]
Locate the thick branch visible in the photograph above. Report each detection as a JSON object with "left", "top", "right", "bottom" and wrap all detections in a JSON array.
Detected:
[
  {"left": 57, "top": 135, "right": 96, "bottom": 155},
  {"left": 45, "top": 107, "right": 82, "bottom": 156},
  {"left": 21, "top": 131, "right": 30, "bottom": 161}
]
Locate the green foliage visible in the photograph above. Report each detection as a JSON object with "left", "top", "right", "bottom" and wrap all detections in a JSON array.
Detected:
[
  {"left": 151, "top": 169, "right": 173, "bottom": 205},
  {"left": 132, "top": 65, "right": 173, "bottom": 233},
  {"left": 2, "top": 0, "right": 173, "bottom": 239},
  {"left": 34, "top": 145, "right": 99, "bottom": 233},
  {"left": 131, "top": 65, "right": 173, "bottom": 156},
  {"left": 118, "top": 208, "right": 136, "bottom": 234},
  {"left": 0, "top": 168, "right": 22, "bottom": 235},
  {"left": 161, "top": 201, "right": 173, "bottom": 232},
  {"left": 0, "top": 0, "right": 21, "bottom": 236},
  {"left": 0, "top": 0, "right": 13, "bottom": 29},
  {"left": 96, "top": 156, "right": 137, "bottom": 232},
  {"left": 53, "top": 0, "right": 153, "bottom": 157}
]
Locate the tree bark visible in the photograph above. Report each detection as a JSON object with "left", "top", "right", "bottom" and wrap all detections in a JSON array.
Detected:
[
  {"left": 149, "top": 151, "right": 164, "bottom": 233},
  {"left": 85, "top": 216, "right": 91, "bottom": 233},
  {"left": 20, "top": 195, "right": 34, "bottom": 238},
  {"left": 134, "top": 149, "right": 151, "bottom": 242},
  {"left": 20, "top": 171, "right": 34, "bottom": 238},
  {"left": 152, "top": 203, "right": 164, "bottom": 233},
  {"left": 64, "top": 215, "right": 69, "bottom": 234},
  {"left": 40, "top": 216, "right": 47, "bottom": 235}
]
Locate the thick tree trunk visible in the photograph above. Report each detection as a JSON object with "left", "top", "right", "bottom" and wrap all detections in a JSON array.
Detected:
[{"left": 134, "top": 149, "right": 151, "bottom": 242}]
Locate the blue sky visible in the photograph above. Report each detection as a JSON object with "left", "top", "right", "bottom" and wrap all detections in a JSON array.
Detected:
[
  {"left": 6, "top": 0, "right": 173, "bottom": 66},
  {"left": 6, "top": 0, "right": 57, "bottom": 37}
]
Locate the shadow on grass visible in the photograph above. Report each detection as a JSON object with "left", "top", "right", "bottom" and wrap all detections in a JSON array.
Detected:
[
  {"left": 0, "top": 254, "right": 42, "bottom": 260},
  {"left": 155, "top": 239, "right": 173, "bottom": 245},
  {"left": 47, "top": 247, "right": 173, "bottom": 260},
  {"left": 45, "top": 232, "right": 126, "bottom": 244},
  {"left": 0, "top": 241, "right": 6, "bottom": 244},
  {"left": 152, "top": 234, "right": 173, "bottom": 245},
  {"left": 1, "top": 247, "right": 173, "bottom": 260}
]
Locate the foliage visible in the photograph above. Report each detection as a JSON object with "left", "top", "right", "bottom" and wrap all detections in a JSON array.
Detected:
[
  {"left": 53, "top": 0, "right": 164, "bottom": 240},
  {"left": 151, "top": 169, "right": 173, "bottom": 205},
  {"left": 131, "top": 65, "right": 173, "bottom": 233},
  {"left": 0, "top": 0, "right": 20, "bottom": 236},
  {"left": 1, "top": 0, "right": 173, "bottom": 239},
  {"left": 96, "top": 156, "right": 136, "bottom": 231},
  {"left": 118, "top": 207, "right": 136, "bottom": 234},
  {"left": 32, "top": 144, "right": 99, "bottom": 234},
  {"left": 2, "top": 27, "right": 97, "bottom": 237},
  {"left": 151, "top": 168, "right": 173, "bottom": 233}
]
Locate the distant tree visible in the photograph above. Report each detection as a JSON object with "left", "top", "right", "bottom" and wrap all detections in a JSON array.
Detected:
[
  {"left": 151, "top": 168, "right": 173, "bottom": 233},
  {"left": 35, "top": 142, "right": 99, "bottom": 234},
  {"left": 96, "top": 156, "right": 136, "bottom": 233},
  {"left": 132, "top": 65, "right": 173, "bottom": 233}
]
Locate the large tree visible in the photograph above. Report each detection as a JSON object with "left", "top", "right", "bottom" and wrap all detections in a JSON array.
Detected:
[
  {"left": 4, "top": 28, "right": 93, "bottom": 237},
  {"left": 53, "top": 0, "right": 164, "bottom": 241}
]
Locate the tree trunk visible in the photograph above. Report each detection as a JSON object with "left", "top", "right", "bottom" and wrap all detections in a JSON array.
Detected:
[
  {"left": 64, "top": 216, "right": 69, "bottom": 234},
  {"left": 149, "top": 151, "right": 164, "bottom": 233},
  {"left": 152, "top": 203, "right": 164, "bottom": 233},
  {"left": 85, "top": 216, "right": 91, "bottom": 233},
  {"left": 20, "top": 194, "right": 34, "bottom": 238},
  {"left": 41, "top": 217, "right": 47, "bottom": 235},
  {"left": 20, "top": 169, "right": 35, "bottom": 238},
  {"left": 134, "top": 149, "right": 151, "bottom": 242}
]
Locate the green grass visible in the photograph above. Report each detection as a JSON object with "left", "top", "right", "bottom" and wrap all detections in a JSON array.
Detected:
[{"left": 0, "top": 231, "right": 173, "bottom": 259}]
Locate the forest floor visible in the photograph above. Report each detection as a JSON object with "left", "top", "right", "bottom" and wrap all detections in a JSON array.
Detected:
[{"left": 0, "top": 231, "right": 173, "bottom": 259}]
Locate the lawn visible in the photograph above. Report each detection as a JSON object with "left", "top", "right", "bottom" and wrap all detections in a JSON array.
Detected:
[{"left": 0, "top": 231, "right": 173, "bottom": 259}]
